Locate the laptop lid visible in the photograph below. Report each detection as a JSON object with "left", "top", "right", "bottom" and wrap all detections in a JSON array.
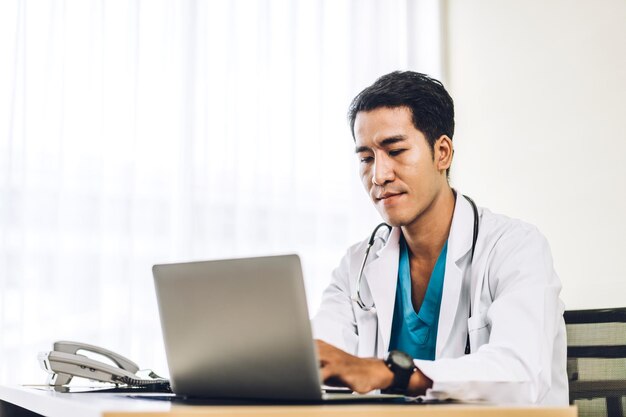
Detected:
[{"left": 152, "top": 254, "right": 323, "bottom": 400}]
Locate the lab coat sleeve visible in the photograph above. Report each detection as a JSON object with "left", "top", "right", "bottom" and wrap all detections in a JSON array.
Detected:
[
  {"left": 311, "top": 247, "right": 359, "bottom": 355},
  {"left": 414, "top": 226, "right": 564, "bottom": 404}
]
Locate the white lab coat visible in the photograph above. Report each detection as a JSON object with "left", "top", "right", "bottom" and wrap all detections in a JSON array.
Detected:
[{"left": 312, "top": 193, "right": 569, "bottom": 404}]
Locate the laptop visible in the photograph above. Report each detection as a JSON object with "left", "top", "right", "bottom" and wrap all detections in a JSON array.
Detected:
[{"left": 152, "top": 254, "right": 404, "bottom": 402}]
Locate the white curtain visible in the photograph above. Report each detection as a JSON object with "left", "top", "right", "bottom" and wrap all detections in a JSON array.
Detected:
[{"left": 0, "top": 0, "right": 443, "bottom": 384}]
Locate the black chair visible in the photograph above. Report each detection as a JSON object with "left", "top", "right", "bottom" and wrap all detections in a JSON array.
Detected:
[{"left": 565, "top": 308, "right": 626, "bottom": 417}]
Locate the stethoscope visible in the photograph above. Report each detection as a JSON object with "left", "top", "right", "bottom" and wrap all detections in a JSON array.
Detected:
[{"left": 351, "top": 195, "right": 480, "bottom": 352}]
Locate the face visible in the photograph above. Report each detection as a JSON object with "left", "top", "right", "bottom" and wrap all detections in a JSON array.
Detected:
[{"left": 354, "top": 106, "right": 452, "bottom": 227}]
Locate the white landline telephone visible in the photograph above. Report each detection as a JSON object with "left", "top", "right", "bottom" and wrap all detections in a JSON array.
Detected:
[{"left": 38, "top": 341, "right": 170, "bottom": 391}]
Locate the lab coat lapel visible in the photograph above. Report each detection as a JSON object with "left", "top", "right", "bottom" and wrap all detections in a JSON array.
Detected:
[
  {"left": 436, "top": 192, "right": 474, "bottom": 357},
  {"left": 363, "top": 227, "right": 401, "bottom": 355}
]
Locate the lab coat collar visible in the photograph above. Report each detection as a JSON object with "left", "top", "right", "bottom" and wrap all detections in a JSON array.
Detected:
[
  {"left": 436, "top": 189, "right": 476, "bottom": 357},
  {"left": 363, "top": 227, "right": 401, "bottom": 354},
  {"left": 447, "top": 189, "right": 476, "bottom": 265}
]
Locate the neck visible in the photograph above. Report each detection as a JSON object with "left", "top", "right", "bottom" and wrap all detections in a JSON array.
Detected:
[{"left": 401, "top": 186, "right": 455, "bottom": 262}]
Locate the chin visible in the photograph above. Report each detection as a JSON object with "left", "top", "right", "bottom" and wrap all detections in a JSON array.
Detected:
[
  {"left": 378, "top": 211, "right": 412, "bottom": 228},
  {"left": 384, "top": 219, "right": 408, "bottom": 228}
]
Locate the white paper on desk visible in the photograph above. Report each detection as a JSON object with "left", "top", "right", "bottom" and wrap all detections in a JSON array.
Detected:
[{"left": 421, "top": 381, "right": 527, "bottom": 404}]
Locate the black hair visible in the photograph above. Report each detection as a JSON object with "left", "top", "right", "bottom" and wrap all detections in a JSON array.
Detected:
[{"left": 348, "top": 71, "right": 455, "bottom": 174}]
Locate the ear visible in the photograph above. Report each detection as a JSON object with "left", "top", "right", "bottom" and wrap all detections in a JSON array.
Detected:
[{"left": 435, "top": 135, "right": 453, "bottom": 173}]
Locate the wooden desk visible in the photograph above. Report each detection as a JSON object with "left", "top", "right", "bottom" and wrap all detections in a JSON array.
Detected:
[{"left": 0, "top": 385, "right": 577, "bottom": 417}]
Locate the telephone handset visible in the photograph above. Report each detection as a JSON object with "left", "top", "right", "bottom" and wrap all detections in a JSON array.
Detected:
[{"left": 38, "top": 341, "right": 170, "bottom": 391}]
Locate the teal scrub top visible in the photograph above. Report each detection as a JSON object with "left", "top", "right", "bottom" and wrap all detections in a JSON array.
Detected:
[{"left": 388, "top": 236, "right": 448, "bottom": 360}]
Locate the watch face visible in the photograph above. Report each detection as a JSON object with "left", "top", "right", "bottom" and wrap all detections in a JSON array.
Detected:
[{"left": 391, "top": 351, "right": 414, "bottom": 369}]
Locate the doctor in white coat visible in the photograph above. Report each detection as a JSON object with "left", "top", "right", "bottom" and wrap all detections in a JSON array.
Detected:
[{"left": 312, "top": 71, "right": 568, "bottom": 404}]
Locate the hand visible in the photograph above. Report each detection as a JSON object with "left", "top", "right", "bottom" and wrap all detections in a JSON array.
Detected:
[{"left": 315, "top": 339, "right": 394, "bottom": 394}]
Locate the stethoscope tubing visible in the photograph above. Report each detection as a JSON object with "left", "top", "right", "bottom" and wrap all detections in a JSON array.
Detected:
[{"left": 352, "top": 222, "right": 392, "bottom": 311}]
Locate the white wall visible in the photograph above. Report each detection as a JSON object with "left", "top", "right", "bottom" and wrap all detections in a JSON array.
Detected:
[{"left": 446, "top": 0, "right": 626, "bottom": 309}]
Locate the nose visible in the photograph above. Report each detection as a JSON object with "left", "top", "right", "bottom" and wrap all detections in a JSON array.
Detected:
[{"left": 372, "top": 154, "right": 394, "bottom": 186}]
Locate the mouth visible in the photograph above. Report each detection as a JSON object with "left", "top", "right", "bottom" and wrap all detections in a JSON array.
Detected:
[{"left": 376, "top": 192, "right": 405, "bottom": 203}]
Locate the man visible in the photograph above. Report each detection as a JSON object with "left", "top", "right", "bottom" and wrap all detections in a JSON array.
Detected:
[{"left": 312, "top": 71, "right": 568, "bottom": 404}]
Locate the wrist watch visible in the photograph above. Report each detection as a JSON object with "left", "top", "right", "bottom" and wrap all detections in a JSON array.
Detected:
[{"left": 383, "top": 350, "right": 416, "bottom": 394}]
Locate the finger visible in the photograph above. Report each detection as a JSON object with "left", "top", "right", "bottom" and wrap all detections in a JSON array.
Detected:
[
  {"left": 324, "top": 376, "right": 348, "bottom": 389},
  {"left": 320, "top": 365, "right": 349, "bottom": 389},
  {"left": 320, "top": 364, "right": 333, "bottom": 382}
]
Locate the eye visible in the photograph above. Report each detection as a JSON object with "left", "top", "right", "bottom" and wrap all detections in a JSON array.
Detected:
[
  {"left": 389, "top": 149, "right": 406, "bottom": 157},
  {"left": 360, "top": 156, "right": 374, "bottom": 164}
]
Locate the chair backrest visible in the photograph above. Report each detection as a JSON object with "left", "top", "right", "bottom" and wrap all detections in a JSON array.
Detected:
[{"left": 565, "top": 308, "right": 626, "bottom": 417}]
